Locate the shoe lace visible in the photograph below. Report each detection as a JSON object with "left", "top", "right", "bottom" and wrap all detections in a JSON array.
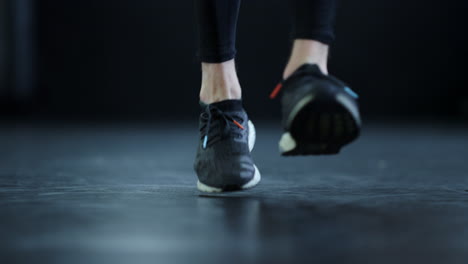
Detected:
[
  {"left": 201, "top": 105, "right": 245, "bottom": 149},
  {"left": 269, "top": 82, "right": 284, "bottom": 99}
]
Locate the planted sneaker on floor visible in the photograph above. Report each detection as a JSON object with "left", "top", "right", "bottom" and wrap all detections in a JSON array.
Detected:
[{"left": 194, "top": 100, "right": 261, "bottom": 192}]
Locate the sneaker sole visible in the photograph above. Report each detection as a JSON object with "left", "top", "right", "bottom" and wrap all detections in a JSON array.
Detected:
[
  {"left": 197, "top": 120, "right": 261, "bottom": 192},
  {"left": 279, "top": 93, "right": 361, "bottom": 156}
]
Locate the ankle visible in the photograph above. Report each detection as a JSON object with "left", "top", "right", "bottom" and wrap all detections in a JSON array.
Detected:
[
  {"left": 199, "top": 60, "right": 242, "bottom": 104},
  {"left": 283, "top": 39, "right": 329, "bottom": 79}
]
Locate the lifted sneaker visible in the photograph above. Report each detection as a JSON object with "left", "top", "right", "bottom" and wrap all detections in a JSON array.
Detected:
[
  {"left": 194, "top": 100, "right": 261, "bottom": 192},
  {"left": 270, "top": 64, "right": 361, "bottom": 155}
]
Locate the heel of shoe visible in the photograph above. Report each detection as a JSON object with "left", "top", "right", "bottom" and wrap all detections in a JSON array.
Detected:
[{"left": 281, "top": 90, "right": 360, "bottom": 156}]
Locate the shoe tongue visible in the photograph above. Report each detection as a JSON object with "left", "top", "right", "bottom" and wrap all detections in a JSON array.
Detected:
[
  {"left": 297, "top": 63, "right": 322, "bottom": 74},
  {"left": 202, "top": 99, "right": 243, "bottom": 112}
]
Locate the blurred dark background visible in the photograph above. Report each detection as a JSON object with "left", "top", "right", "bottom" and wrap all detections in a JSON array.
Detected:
[
  {"left": 1, "top": 0, "right": 468, "bottom": 121},
  {"left": 2, "top": 2, "right": 468, "bottom": 262}
]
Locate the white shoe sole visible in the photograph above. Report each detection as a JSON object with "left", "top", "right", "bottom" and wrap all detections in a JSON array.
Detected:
[{"left": 197, "top": 120, "right": 261, "bottom": 193}]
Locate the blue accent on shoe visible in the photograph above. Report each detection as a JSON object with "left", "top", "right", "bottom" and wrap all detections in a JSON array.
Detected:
[
  {"left": 203, "top": 135, "right": 208, "bottom": 149},
  {"left": 344, "top": 87, "right": 359, "bottom": 99}
]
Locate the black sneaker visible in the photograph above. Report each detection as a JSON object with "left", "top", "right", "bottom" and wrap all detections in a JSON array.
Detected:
[
  {"left": 270, "top": 64, "right": 361, "bottom": 155},
  {"left": 194, "top": 100, "right": 261, "bottom": 192}
]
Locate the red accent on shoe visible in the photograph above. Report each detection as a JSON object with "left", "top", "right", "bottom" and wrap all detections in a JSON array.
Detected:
[
  {"left": 269, "top": 83, "right": 283, "bottom": 99},
  {"left": 233, "top": 120, "right": 245, "bottom": 129}
]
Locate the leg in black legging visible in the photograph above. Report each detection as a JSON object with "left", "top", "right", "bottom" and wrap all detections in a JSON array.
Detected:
[
  {"left": 195, "top": 0, "right": 242, "bottom": 104},
  {"left": 194, "top": 0, "right": 338, "bottom": 103},
  {"left": 291, "top": 0, "right": 337, "bottom": 45},
  {"left": 195, "top": 0, "right": 241, "bottom": 63},
  {"left": 284, "top": 0, "right": 337, "bottom": 78},
  {"left": 195, "top": 0, "right": 337, "bottom": 64}
]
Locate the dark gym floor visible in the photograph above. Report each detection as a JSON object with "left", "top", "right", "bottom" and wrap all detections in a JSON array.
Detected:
[{"left": 1, "top": 121, "right": 467, "bottom": 264}]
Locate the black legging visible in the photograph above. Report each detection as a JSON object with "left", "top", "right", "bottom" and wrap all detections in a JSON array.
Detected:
[{"left": 195, "top": 0, "right": 337, "bottom": 63}]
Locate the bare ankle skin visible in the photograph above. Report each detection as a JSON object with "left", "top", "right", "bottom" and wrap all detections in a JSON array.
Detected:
[
  {"left": 283, "top": 39, "right": 329, "bottom": 79},
  {"left": 199, "top": 59, "right": 242, "bottom": 104}
]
